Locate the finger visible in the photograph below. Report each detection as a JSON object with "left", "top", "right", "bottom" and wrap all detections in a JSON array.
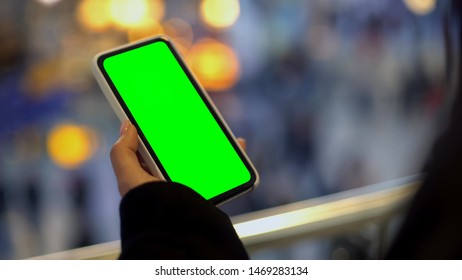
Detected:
[
  {"left": 110, "top": 121, "right": 156, "bottom": 196},
  {"left": 111, "top": 121, "right": 139, "bottom": 176},
  {"left": 237, "top": 137, "right": 247, "bottom": 151},
  {"left": 136, "top": 151, "right": 152, "bottom": 174}
]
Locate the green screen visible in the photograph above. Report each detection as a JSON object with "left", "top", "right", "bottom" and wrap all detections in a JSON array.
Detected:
[{"left": 102, "top": 40, "right": 251, "bottom": 200}]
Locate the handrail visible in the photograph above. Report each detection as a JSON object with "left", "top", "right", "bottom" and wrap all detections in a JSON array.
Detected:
[
  {"left": 233, "top": 176, "right": 418, "bottom": 250},
  {"left": 28, "top": 176, "right": 419, "bottom": 259}
]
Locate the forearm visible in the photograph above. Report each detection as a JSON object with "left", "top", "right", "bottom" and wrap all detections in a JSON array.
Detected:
[{"left": 119, "top": 181, "right": 249, "bottom": 259}]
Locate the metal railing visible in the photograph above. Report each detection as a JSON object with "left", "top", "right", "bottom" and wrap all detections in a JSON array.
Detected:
[{"left": 29, "top": 176, "right": 419, "bottom": 260}]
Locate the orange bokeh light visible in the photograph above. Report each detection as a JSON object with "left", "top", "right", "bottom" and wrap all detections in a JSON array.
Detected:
[
  {"left": 76, "top": 0, "right": 112, "bottom": 32},
  {"left": 47, "top": 124, "right": 98, "bottom": 169},
  {"left": 200, "top": 0, "right": 240, "bottom": 29},
  {"left": 76, "top": 0, "right": 165, "bottom": 32},
  {"left": 187, "top": 39, "right": 240, "bottom": 92}
]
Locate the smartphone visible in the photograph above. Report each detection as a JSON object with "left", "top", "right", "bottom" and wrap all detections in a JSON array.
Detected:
[{"left": 92, "top": 35, "right": 258, "bottom": 205}]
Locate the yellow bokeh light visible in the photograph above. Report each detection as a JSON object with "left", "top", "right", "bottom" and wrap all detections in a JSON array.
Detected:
[
  {"left": 77, "top": 0, "right": 165, "bottom": 32},
  {"left": 200, "top": 0, "right": 240, "bottom": 29},
  {"left": 47, "top": 124, "right": 98, "bottom": 169},
  {"left": 147, "top": 0, "right": 166, "bottom": 24},
  {"left": 187, "top": 39, "right": 240, "bottom": 92},
  {"left": 403, "top": 0, "right": 437, "bottom": 15},
  {"left": 109, "top": 0, "right": 149, "bottom": 29},
  {"left": 76, "top": 0, "right": 112, "bottom": 32}
]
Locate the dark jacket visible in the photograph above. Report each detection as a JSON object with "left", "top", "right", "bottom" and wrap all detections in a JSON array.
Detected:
[{"left": 119, "top": 182, "right": 248, "bottom": 259}]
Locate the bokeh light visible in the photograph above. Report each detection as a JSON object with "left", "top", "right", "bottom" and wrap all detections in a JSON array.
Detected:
[
  {"left": 47, "top": 124, "right": 98, "bottom": 169},
  {"left": 200, "top": 0, "right": 240, "bottom": 29},
  {"left": 146, "top": 0, "right": 166, "bottom": 24},
  {"left": 35, "top": 0, "right": 62, "bottom": 6},
  {"left": 187, "top": 39, "right": 240, "bottom": 92},
  {"left": 108, "top": 0, "right": 149, "bottom": 29},
  {"left": 77, "top": 0, "right": 165, "bottom": 32},
  {"left": 76, "top": 0, "right": 112, "bottom": 32},
  {"left": 403, "top": 0, "right": 437, "bottom": 15}
]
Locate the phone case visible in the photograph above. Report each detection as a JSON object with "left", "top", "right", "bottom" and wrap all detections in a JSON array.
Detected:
[{"left": 92, "top": 35, "right": 259, "bottom": 205}]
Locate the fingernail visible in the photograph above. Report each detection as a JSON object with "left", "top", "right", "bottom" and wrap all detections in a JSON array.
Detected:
[{"left": 119, "top": 120, "right": 130, "bottom": 136}]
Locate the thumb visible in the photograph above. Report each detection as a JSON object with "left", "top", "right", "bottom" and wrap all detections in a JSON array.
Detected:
[
  {"left": 110, "top": 120, "right": 157, "bottom": 196},
  {"left": 110, "top": 120, "right": 139, "bottom": 172}
]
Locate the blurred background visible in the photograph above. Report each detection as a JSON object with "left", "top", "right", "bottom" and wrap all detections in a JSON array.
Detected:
[{"left": 0, "top": 0, "right": 459, "bottom": 259}]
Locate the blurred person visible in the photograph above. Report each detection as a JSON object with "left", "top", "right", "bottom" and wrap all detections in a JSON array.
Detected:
[
  {"left": 386, "top": 0, "right": 462, "bottom": 259},
  {"left": 110, "top": 1, "right": 461, "bottom": 259}
]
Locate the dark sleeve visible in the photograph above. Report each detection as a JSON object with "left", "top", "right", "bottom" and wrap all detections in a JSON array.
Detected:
[{"left": 118, "top": 181, "right": 249, "bottom": 259}]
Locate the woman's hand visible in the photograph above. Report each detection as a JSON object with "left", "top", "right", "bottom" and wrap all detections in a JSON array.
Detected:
[
  {"left": 110, "top": 121, "right": 159, "bottom": 196},
  {"left": 110, "top": 120, "right": 247, "bottom": 197}
]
